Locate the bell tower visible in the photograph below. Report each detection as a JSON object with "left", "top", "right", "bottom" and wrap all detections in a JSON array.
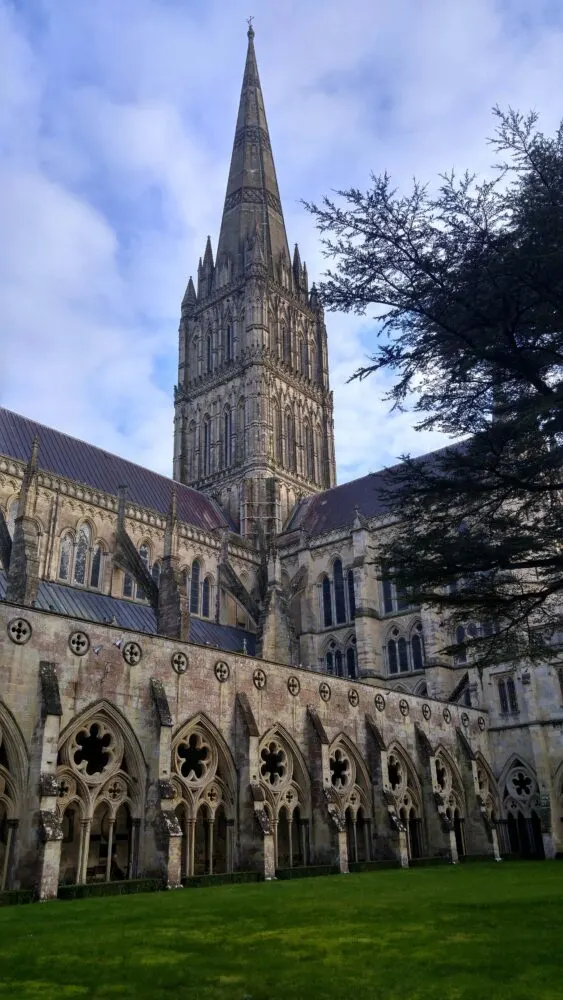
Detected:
[{"left": 173, "top": 24, "right": 336, "bottom": 538}]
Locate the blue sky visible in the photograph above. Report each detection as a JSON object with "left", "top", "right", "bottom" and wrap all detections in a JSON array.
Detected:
[{"left": 1, "top": 0, "right": 563, "bottom": 483}]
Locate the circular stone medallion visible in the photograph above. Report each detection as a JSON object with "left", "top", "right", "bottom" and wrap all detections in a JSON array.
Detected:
[
  {"left": 374, "top": 693, "right": 386, "bottom": 713},
  {"left": 422, "top": 703, "right": 431, "bottom": 721},
  {"left": 171, "top": 651, "right": 188, "bottom": 674},
  {"left": 69, "top": 631, "right": 90, "bottom": 656},
  {"left": 122, "top": 641, "right": 142, "bottom": 666},
  {"left": 348, "top": 688, "right": 359, "bottom": 707},
  {"left": 319, "top": 681, "right": 331, "bottom": 703},
  {"left": 7, "top": 618, "right": 32, "bottom": 645},
  {"left": 253, "top": 668, "right": 266, "bottom": 690},
  {"left": 443, "top": 707, "right": 452, "bottom": 724},
  {"left": 399, "top": 698, "right": 409, "bottom": 717},
  {"left": 214, "top": 660, "right": 230, "bottom": 682},
  {"left": 287, "top": 676, "right": 300, "bottom": 697}
]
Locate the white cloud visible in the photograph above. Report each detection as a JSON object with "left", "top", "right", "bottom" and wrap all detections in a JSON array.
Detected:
[{"left": 1, "top": 0, "right": 562, "bottom": 485}]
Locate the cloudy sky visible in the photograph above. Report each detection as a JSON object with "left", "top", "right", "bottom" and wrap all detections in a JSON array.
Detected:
[{"left": 1, "top": 0, "right": 562, "bottom": 484}]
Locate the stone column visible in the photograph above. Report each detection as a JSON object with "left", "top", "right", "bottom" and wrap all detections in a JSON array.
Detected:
[
  {"left": 337, "top": 829, "right": 349, "bottom": 874},
  {"left": 36, "top": 662, "right": 64, "bottom": 900},
  {"left": 398, "top": 828, "right": 410, "bottom": 869}
]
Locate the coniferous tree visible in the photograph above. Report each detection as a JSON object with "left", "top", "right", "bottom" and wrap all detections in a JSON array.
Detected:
[{"left": 308, "top": 109, "right": 563, "bottom": 665}]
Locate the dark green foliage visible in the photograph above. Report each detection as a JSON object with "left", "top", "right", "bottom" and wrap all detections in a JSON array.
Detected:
[
  {"left": 182, "top": 871, "right": 262, "bottom": 888},
  {"left": 275, "top": 863, "right": 340, "bottom": 879},
  {"left": 348, "top": 859, "right": 401, "bottom": 872},
  {"left": 57, "top": 877, "right": 163, "bottom": 900},
  {"left": 308, "top": 110, "right": 563, "bottom": 666},
  {"left": 0, "top": 888, "right": 34, "bottom": 907},
  {"left": 0, "top": 863, "right": 561, "bottom": 999}
]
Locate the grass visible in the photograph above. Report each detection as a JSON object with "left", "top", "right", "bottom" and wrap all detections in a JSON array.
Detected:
[{"left": 1, "top": 862, "right": 562, "bottom": 1000}]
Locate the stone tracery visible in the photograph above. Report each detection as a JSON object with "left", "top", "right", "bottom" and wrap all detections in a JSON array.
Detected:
[
  {"left": 56, "top": 704, "right": 143, "bottom": 886},
  {"left": 171, "top": 716, "right": 235, "bottom": 878}
]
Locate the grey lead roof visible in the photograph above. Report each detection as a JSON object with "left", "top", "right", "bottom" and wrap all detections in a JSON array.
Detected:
[
  {"left": 0, "top": 571, "right": 256, "bottom": 656},
  {"left": 0, "top": 407, "right": 235, "bottom": 533}
]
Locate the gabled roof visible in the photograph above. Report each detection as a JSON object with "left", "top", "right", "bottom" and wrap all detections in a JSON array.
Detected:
[
  {"left": 284, "top": 445, "right": 454, "bottom": 539},
  {"left": 0, "top": 572, "right": 256, "bottom": 656},
  {"left": 0, "top": 407, "right": 235, "bottom": 533},
  {"left": 284, "top": 470, "right": 393, "bottom": 537}
]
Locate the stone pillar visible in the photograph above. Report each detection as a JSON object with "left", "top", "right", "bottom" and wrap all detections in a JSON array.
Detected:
[
  {"left": 263, "top": 832, "right": 276, "bottom": 880},
  {"left": 337, "top": 829, "right": 349, "bottom": 874},
  {"left": 448, "top": 827, "right": 459, "bottom": 864},
  {"left": 36, "top": 662, "right": 64, "bottom": 900},
  {"left": 398, "top": 828, "right": 410, "bottom": 868}
]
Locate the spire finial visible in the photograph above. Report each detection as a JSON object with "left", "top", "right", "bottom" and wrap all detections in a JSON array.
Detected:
[{"left": 247, "top": 15, "right": 254, "bottom": 39}]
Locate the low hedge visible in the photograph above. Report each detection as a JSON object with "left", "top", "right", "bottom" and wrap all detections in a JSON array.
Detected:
[
  {"left": 182, "top": 871, "right": 262, "bottom": 889},
  {"left": 0, "top": 888, "right": 34, "bottom": 907},
  {"left": 58, "top": 878, "right": 163, "bottom": 901},
  {"left": 348, "top": 859, "right": 401, "bottom": 873},
  {"left": 275, "top": 864, "right": 340, "bottom": 880},
  {"left": 409, "top": 856, "right": 450, "bottom": 868}
]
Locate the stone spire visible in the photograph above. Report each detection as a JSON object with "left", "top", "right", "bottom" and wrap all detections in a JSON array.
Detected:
[{"left": 215, "top": 22, "right": 290, "bottom": 279}]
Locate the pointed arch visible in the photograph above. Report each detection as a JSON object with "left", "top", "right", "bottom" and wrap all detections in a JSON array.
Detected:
[
  {"left": 58, "top": 698, "right": 147, "bottom": 802},
  {"left": 172, "top": 712, "right": 237, "bottom": 800},
  {"left": 56, "top": 700, "right": 147, "bottom": 886},
  {"left": 0, "top": 702, "right": 28, "bottom": 797},
  {"left": 259, "top": 723, "right": 311, "bottom": 813},
  {"left": 328, "top": 732, "right": 371, "bottom": 803},
  {"left": 386, "top": 740, "right": 423, "bottom": 807},
  {"left": 434, "top": 745, "right": 467, "bottom": 810}
]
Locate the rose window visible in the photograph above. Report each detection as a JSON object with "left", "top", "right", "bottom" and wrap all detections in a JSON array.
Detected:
[
  {"left": 508, "top": 769, "right": 532, "bottom": 800},
  {"left": 388, "top": 756, "right": 403, "bottom": 791},
  {"left": 177, "top": 734, "right": 210, "bottom": 782},
  {"left": 73, "top": 724, "right": 113, "bottom": 776},
  {"left": 330, "top": 749, "right": 350, "bottom": 788},
  {"left": 260, "top": 742, "right": 287, "bottom": 786}
]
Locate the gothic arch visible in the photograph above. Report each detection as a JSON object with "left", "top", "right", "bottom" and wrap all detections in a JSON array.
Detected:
[
  {"left": 474, "top": 752, "right": 500, "bottom": 822},
  {"left": 171, "top": 713, "right": 237, "bottom": 878},
  {"left": 434, "top": 745, "right": 467, "bottom": 818},
  {"left": 172, "top": 712, "right": 237, "bottom": 808},
  {"left": 328, "top": 732, "right": 371, "bottom": 809},
  {"left": 57, "top": 699, "right": 147, "bottom": 803},
  {"left": 0, "top": 701, "right": 28, "bottom": 796},
  {"left": 258, "top": 724, "right": 311, "bottom": 816},
  {"left": 56, "top": 700, "right": 147, "bottom": 885},
  {"left": 0, "top": 703, "right": 27, "bottom": 891}
]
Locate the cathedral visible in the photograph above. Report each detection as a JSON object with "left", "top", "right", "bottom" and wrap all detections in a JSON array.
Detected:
[{"left": 0, "top": 26, "right": 561, "bottom": 901}]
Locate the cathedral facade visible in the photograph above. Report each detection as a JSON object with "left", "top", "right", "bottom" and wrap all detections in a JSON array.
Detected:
[{"left": 0, "top": 27, "right": 561, "bottom": 901}]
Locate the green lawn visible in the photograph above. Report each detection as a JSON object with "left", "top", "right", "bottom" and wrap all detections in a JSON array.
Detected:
[{"left": 1, "top": 862, "right": 562, "bottom": 1000}]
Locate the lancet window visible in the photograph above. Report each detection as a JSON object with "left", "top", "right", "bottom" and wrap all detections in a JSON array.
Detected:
[
  {"left": 57, "top": 525, "right": 104, "bottom": 591},
  {"left": 386, "top": 622, "right": 425, "bottom": 676},
  {"left": 202, "top": 416, "right": 211, "bottom": 476},
  {"left": 223, "top": 407, "right": 233, "bottom": 468},
  {"left": 498, "top": 676, "right": 519, "bottom": 715},
  {"left": 319, "top": 562, "right": 356, "bottom": 628}
]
